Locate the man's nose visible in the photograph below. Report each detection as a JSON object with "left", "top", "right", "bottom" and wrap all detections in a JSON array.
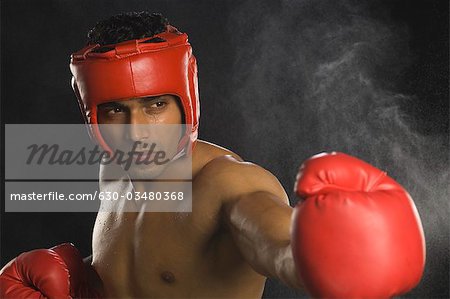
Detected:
[{"left": 127, "top": 111, "right": 153, "bottom": 142}]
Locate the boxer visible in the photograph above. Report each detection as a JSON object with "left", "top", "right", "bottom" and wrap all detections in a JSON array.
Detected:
[{"left": 0, "top": 12, "right": 425, "bottom": 298}]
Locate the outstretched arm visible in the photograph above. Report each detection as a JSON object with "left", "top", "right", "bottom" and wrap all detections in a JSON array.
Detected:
[
  {"left": 212, "top": 156, "right": 302, "bottom": 290},
  {"left": 223, "top": 190, "right": 302, "bottom": 290},
  {"left": 216, "top": 152, "right": 425, "bottom": 298}
]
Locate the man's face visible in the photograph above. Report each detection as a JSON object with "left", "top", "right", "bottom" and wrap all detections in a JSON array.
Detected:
[{"left": 97, "top": 95, "right": 183, "bottom": 179}]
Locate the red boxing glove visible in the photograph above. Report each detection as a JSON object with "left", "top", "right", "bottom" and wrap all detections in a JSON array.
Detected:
[
  {"left": 291, "top": 152, "right": 425, "bottom": 298},
  {"left": 0, "top": 243, "right": 102, "bottom": 299}
]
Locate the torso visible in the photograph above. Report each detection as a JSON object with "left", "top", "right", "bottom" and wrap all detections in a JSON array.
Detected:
[{"left": 91, "top": 140, "right": 266, "bottom": 298}]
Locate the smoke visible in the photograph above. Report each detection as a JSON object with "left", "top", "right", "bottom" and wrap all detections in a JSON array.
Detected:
[{"left": 226, "top": 0, "right": 448, "bottom": 297}]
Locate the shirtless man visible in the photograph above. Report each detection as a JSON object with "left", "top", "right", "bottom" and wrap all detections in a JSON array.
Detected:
[{"left": 0, "top": 12, "right": 425, "bottom": 298}]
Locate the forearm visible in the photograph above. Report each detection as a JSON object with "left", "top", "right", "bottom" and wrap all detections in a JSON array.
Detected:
[{"left": 224, "top": 191, "right": 302, "bottom": 289}]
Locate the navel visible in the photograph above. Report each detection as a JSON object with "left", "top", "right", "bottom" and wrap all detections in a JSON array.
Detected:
[{"left": 160, "top": 271, "right": 176, "bottom": 284}]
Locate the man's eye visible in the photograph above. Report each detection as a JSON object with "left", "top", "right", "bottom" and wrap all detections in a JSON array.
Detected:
[
  {"left": 150, "top": 101, "right": 166, "bottom": 108},
  {"left": 107, "top": 107, "right": 124, "bottom": 114}
]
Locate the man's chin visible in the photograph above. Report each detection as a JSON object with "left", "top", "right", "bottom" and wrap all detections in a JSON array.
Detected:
[{"left": 126, "top": 163, "right": 167, "bottom": 180}]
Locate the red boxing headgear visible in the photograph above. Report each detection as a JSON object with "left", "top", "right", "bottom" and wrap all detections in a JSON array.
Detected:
[{"left": 69, "top": 25, "right": 200, "bottom": 154}]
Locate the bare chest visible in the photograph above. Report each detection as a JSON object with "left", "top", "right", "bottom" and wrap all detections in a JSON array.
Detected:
[{"left": 91, "top": 189, "right": 225, "bottom": 297}]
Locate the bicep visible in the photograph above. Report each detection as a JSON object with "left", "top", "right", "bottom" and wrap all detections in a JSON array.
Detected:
[
  {"left": 224, "top": 191, "right": 293, "bottom": 245},
  {"left": 222, "top": 190, "right": 293, "bottom": 277},
  {"left": 220, "top": 162, "right": 293, "bottom": 245},
  {"left": 201, "top": 157, "right": 295, "bottom": 276},
  {"left": 202, "top": 156, "right": 292, "bottom": 239}
]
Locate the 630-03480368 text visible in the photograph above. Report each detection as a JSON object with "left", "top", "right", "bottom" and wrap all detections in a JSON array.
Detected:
[{"left": 9, "top": 191, "right": 186, "bottom": 201}]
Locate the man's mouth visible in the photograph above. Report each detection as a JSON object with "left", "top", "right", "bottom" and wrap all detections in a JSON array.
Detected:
[{"left": 131, "top": 151, "right": 156, "bottom": 163}]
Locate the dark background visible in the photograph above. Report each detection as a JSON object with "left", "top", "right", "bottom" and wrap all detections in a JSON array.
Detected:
[{"left": 1, "top": 0, "right": 448, "bottom": 298}]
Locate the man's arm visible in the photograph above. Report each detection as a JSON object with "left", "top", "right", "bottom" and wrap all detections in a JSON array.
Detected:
[
  {"left": 223, "top": 190, "right": 302, "bottom": 290},
  {"left": 213, "top": 152, "right": 425, "bottom": 298},
  {"left": 209, "top": 156, "right": 302, "bottom": 290}
]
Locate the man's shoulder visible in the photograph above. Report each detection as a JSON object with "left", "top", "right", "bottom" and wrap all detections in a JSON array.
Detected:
[
  {"left": 194, "top": 140, "right": 288, "bottom": 204},
  {"left": 194, "top": 139, "right": 255, "bottom": 179},
  {"left": 194, "top": 140, "right": 243, "bottom": 163}
]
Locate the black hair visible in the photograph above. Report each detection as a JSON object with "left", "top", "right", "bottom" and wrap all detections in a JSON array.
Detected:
[{"left": 86, "top": 12, "right": 169, "bottom": 46}]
